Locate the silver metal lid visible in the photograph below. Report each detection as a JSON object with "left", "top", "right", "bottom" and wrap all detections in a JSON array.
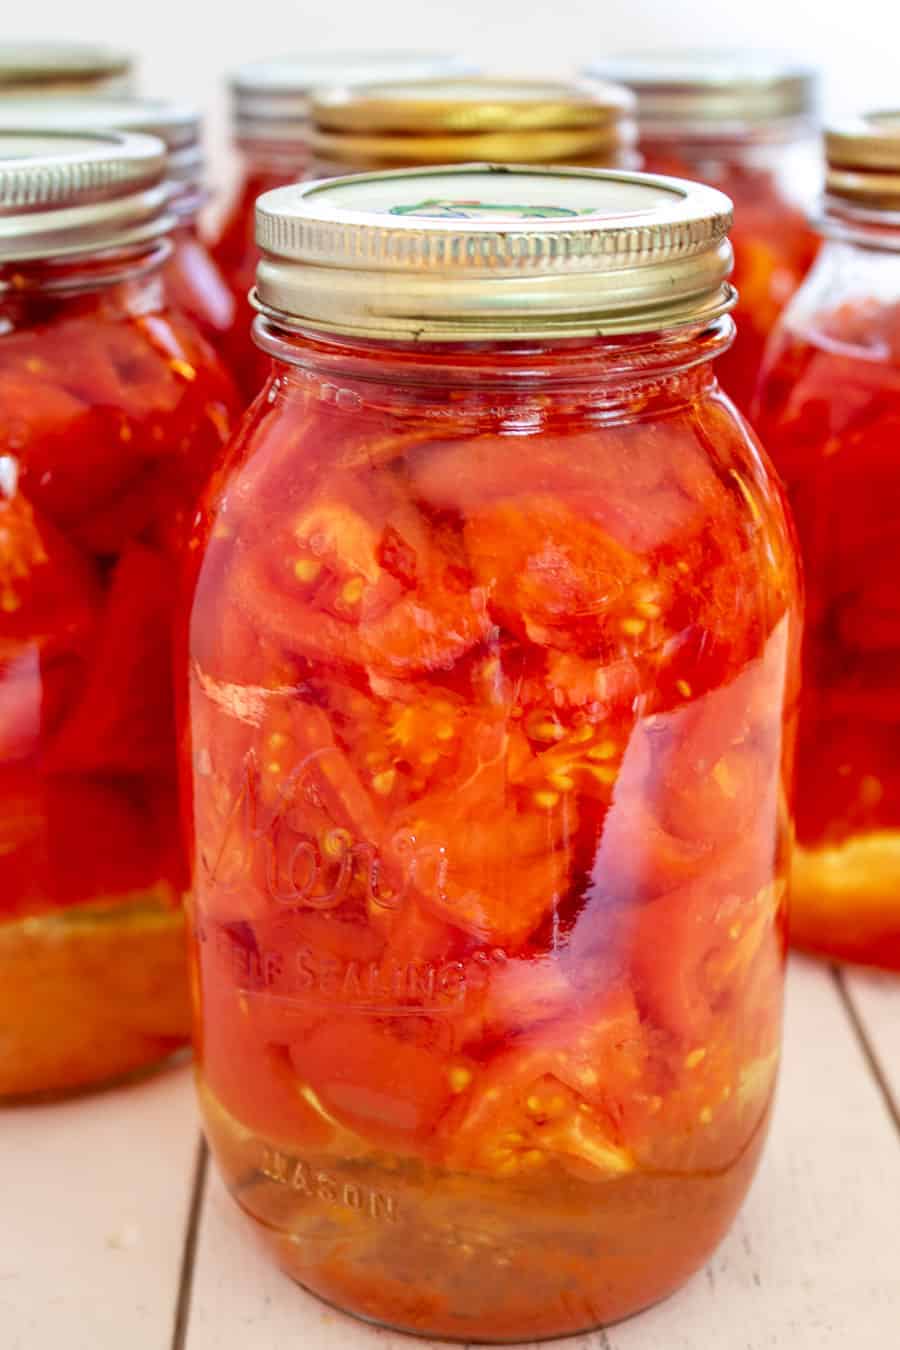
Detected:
[
  {"left": 0, "top": 97, "right": 202, "bottom": 189},
  {"left": 0, "top": 42, "right": 133, "bottom": 93},
  {"left": 584, "top": 51, "right": 819, "bottom": 137},
  {"left": 254, "top": 162, "right": 735, "bottom": 341},
  {"left": 230, "top": 51, "right": 472, "bottom": 148},
  {"left": 0, "top": 129, "right": 174, "bottom": 262}
]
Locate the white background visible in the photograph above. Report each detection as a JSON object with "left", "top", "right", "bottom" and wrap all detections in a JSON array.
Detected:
[{"left": 3, "top": 0, "right": 894, "bottom": 214}]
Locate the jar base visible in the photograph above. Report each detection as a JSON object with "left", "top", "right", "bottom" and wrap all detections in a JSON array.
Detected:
[
  {"left": 278, "top": 1267, "right": 674, "bottom": 1345},
  {"left": 202, "top": 1082, "right": 769, "bottom": 1343},
  {"left": 0, "top": 889, "right": 191, "bottom": 1100},
  {"left": 791, "top": 831, "right": 900, "bottom": 969}
]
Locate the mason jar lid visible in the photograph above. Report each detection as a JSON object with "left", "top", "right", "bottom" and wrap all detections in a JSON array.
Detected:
[
  {"left": 254, "top": 162, "right": 735, "bottom": 341},
  {"left": 0, "top": 97, "right": 202, "bottom": 189},
  {"left": 0, "top": 129, "right": 174, "bottom": 262},
  {"left": 826, "top": 113, "right": 900, "bottom": 208},
  {"left": 0, "top": 42, "right": 133, "bottom": 92},
  {"left": 584, "top": 51, "right": 819, "bottom": 136},
  {"left": 230, "top": 52, "right": 471, "bottom": 148},
  {"left": 307, "top": 76, "right": 637, "bottom": 168}
]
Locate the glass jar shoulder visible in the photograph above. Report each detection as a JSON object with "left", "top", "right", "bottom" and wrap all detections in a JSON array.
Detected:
[{"left": 190, "top": 361, "right": 798, "bottom": 694}]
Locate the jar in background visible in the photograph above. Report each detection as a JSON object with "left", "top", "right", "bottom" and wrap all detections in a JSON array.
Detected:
[
  {"left": 0, "top": 98, "right": 235, "bottom": 352},
  {"left": 186, "top": 164, "right": 800, "bottom": 1340},
  {"left": 211, "top": 52, "right": 471, "bottom": 396},
  {"left": 585, "top": 52, "right": 821, "bottom": 414},
  {"left": 307, "top": 76, "right": 637, "bottom": 176},
  {"left": 0, "top": 42, "right": 133, "bottom": 94},
  {"left": 0, "top": 130, "right": 239, "bottom": 1097},
  {"left": 755, "top": 113, "right": 900, "bottom": 969}
]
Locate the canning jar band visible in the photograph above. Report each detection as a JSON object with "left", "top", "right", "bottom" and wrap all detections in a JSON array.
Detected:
[
  {"left": 307, "top": 125, "right": 639, "bottom": 168},
  {"left": 309, "top": 76, "right": 633, "bottom": 134},
  {"left": 253, "top": 165, "right": 735, "bottom": 341},
  {"left": 250, "top": 272, "right": 737, "bottom": 342},
  {"left": 0, "top": 187, "right": 176, "bottom": 261}
]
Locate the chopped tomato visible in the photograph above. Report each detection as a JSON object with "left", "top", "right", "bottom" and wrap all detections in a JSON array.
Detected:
[
  {"left": 382, "top": 725, "right": 575, "bottom": 948},
  {"left": 465, "top": 495, "right": 651, "bottom": 656},
  {"left": 233, "top": 478, "right": 491, "bottom": 679},
  {"left": 439, "top": 988, "right": 646, "bottom": 1179},
  {"left": 289, "top": 1017, "right": 455, "bottom": 1153}
]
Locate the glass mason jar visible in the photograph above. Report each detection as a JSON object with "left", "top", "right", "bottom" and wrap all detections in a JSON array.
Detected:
[
  {"left": 211, "top": 53, "right": 471, "bottom": 397},
  {"left": 186, "top": 165, "right": 801, "bottom": 1340},
  {"left": 0, "top": 130, "right": 239, "bottom": 1098},
  {"left": 0, "top": 98, "right": 236, "bottom": 352},
  {"left": 754, "top": 113, "right": 900, "bottom": 969},
  {"left": 0, "top": 41, "right": 133, "bottom": 94},
  {"left": 586, "top": 53, "right": 822, "bottom": 415}
]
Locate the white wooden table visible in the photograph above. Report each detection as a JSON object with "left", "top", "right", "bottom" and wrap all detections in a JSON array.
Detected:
[{"left": 3, "top": 957, "right": 898, "bottom": 1350}]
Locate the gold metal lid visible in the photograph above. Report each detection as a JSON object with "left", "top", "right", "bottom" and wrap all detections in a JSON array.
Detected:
[
  {"left": 229, "top": 52, "right": 471, "bottom": 148},
  {"left": 0, "top": 97, "right": 202, "bottom": 189},
  {"left": 584, "top": 51, "right": 819, "bottom": 136},
  {"left": 0, "top": 42, "right": 132, "bottom": 93},
  {"left": 826, "top": 113, "right": 900, "bottom": 207},
  {"left": 0, "top": 129, "right": 173, "bottom": 262},
  {"left": 308, "top": 76, "right": 636, "bottom": 168},
  {"left": 253, "top": 163, "right": 734, "bottom": 342}
]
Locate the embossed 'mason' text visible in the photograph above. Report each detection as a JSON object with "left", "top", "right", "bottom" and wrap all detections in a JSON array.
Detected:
[{"left": 261, "top": 1146, "right": 399, "bottom": 1223}]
